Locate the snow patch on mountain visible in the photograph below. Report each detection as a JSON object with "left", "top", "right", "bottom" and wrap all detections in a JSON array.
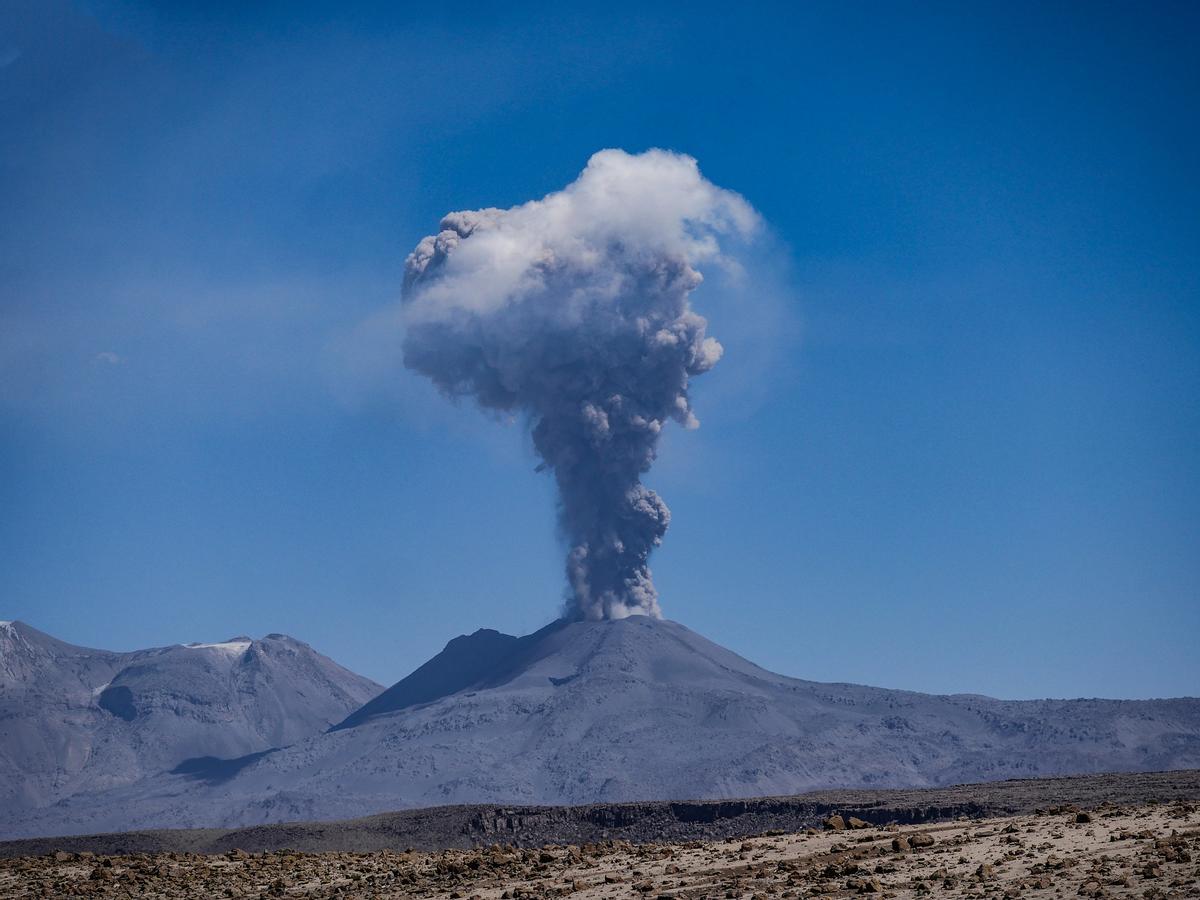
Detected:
[{"left": 182, "top": 640, "right": 252, "bottom": 656}]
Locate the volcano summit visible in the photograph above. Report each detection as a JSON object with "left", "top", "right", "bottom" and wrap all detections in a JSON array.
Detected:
[{"left": 6, "top": 615, "right": 1197, "bottom": 839}]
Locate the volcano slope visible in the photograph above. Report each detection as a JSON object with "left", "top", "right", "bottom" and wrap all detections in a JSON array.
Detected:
[{"left": 4, "top": 616, "right": 1198, "bottom": 839}]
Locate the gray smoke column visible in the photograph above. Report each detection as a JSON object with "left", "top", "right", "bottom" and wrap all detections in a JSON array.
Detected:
[{"left": 402, "top": 149, "right": 758, "bottom": 620}]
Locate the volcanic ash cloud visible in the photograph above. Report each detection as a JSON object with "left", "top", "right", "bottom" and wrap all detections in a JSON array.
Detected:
[{"left": 402, "top": 148, "right": 759, "bottom": 621}]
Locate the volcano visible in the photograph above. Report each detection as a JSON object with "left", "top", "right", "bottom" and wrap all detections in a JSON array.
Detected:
[
  {"left": 0, "top": 621, "right": 380, "bottom": 820},
  {"left": 3, "top": 615, "right": 1199, "bottom": 839}
]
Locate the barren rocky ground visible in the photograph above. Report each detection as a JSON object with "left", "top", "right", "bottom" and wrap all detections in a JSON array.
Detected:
[{"left": 2, "top": 774, "right": 1198, "bottom": 899}]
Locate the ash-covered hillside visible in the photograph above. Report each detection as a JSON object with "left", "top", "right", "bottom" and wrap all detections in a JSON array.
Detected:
[
  {"left": 6, "top": 615, "right": 1197, "bottom": 839},
  {"left": 0, "top": 620, "right": 381, "bottom": 816}
]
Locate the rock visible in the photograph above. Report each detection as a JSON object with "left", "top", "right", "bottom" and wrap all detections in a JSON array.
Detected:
[
  {"left": 823, "top": 815, "right": 846, "bottom": 831},
  {"left": 1076, "top": 812, "right": 1093, "bottom": 824},
  {"left": 909, "top": 833, "right": 936, "bottom": 848},
  {"left": 52, "top": 851, "right": 71, "bottom": 862},
  {"left": 847, "top": 817, "right": 870, "bottom": 829},
  {"left": 846, "top": 876, "right": 882, "bottom": 893},
  {"left": 975, "top": 863, "right": 995, "bottom": 881},
  {"left": 891, "top": 836, "right": 911, "bottom": 852}
]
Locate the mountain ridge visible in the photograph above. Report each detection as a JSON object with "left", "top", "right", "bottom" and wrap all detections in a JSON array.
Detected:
[
  {"left": 0, "top": 619, "right": 381, "bottom": 815},
  {"left": 333, "top": 620, "right": 571, "bottom": 731},
  {"left": 4, "top": 614, "right": 1196, "bottom": 839}
]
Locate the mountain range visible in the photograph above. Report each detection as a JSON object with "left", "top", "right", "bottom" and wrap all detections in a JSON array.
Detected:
[{"left": 2, "top": 614, "right": 1197, "bottom": 839}]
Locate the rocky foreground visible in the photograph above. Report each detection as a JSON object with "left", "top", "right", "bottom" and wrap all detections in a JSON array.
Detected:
[{"left": 2, "top": 800, "right": 1197, "bottom": 899}]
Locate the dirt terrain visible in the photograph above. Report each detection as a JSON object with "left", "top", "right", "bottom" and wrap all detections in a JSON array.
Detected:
[
  {"left": 0, "top": 797, "right": 1196, "bottom": 899},
  {"left": 2, "top": 772, "right": 1199, "bottom": 899},
  {"left": 3, "top": 771, "right": 1197, "bottom": 859}
]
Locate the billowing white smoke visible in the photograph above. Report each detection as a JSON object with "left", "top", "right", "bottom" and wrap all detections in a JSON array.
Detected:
[{"left": 402, "top": 149, "right": 758, "bottom": 620}]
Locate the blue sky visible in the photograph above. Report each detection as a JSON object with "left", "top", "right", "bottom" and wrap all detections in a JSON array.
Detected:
[{"left": 2, "top": 0, "right": 1197, "bottom": 698}]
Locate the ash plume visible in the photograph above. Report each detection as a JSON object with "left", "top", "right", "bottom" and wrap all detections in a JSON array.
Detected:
[{"left": 401, "top": 149, "right": 758, "bottom": 620}]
